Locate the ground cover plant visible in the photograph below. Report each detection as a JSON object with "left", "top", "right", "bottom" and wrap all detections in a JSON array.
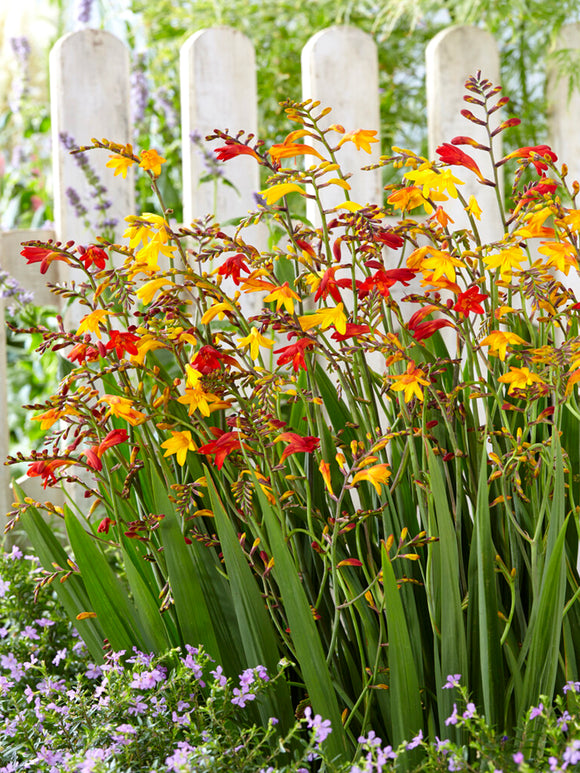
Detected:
[
  {"left": 1, "top": 546, "right": 580, "bottom": 771},
  {"left": 5, "top": 71, "right": 580, "bottom": 766}
]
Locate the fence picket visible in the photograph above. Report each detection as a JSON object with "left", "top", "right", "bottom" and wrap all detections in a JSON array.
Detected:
[
  {"left": 180, "top": 27, "right": 260, "bottom": 227},
  {"left": 50, "top": 29, "right": 134, "bottom": 246},
  {"left": 302, "top": 25, "right": 382, "bottom": 220},
  {"left": 426, "top": 25, "right": 503, "bottom": 242}
]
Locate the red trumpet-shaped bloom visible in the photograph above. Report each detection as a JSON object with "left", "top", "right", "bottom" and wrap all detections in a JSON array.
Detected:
[
  {"left": 274, "top": 338, "right": 314, "bottom": 372},
  {"left": 198, "top": 428, "right": 244, "bottom": 469},
  {"left": 21, "top": 245, "right": 70, "bottom": 275},
  {"left": 275, "top": 432, "right": 320, "bottom": 462},
  {"left": 436, "top": 143, "right": 484, "bottom": 181}
]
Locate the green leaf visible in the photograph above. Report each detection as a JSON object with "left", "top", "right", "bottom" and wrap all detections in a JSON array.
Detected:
[
  {"left": 427, "top": 448, "right": 468, "bottom": 729},
  {"left": 15, "top": 486, "right": 106, "bottom": 662},
  {"left": 470, "top": 452, "right": 503, "bottom": 726},
  {"left": 206, "top": 470, "right": 293, "bottom": 728},
  {"left": 381, "top": 546, "right": 424, "bottom": 748},
  {"left": 251, "top": 470, "right": 348, "bottom": 760},
  {"left": 64, "top": 505, "right": 148, "bottom": 653}
]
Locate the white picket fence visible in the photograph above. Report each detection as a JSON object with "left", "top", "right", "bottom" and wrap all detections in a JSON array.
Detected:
[{"left": 1, "top": 22, "right": 580, "bottom": 519}]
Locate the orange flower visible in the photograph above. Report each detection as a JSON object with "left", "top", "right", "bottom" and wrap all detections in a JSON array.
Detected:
[
  {"left": 139, "top": 149, "right": 166, "bottom": 177},
  {"left": 338, "top": 129, "right": 379, "bottom": 153},
  {"left": 389, "top": 362, "right": 430, "bottom": 402},
  {"left": 498, "top": 366, "right": 545, "bottom": 394},
  {"left": 502, "top": 145, "right": 557, "bottom": 174}
]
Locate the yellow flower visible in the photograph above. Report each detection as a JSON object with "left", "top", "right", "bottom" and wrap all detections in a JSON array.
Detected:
[
  {"left": 99, "top": 395, "right": 147, "bottom": 425},
  {"left": 76, "top": 309, "right": 112, "bottom": 339},
  {"left": 566, "top": 368, "right": 580, "bottom": 397},
  {"left": 201, "top": 301, "right": 234, "bottom": 324},
  {"left": 351, "top": 464, "right": 392, "bottom": 495},
  {"left": 298, "top": 303, "right": 348, "bottom": 336},
  {"left": 263, "top": 282, "right": 301, "bottom": 314},
  {"left": 124, "top": 213, "right": 171, "bottom": 249},
  {"left": 537, "top": 240, "right": 579, "bottom": 275},
  {"left": 337, "top": 129, "right": 379, "bottom": 153},
  {"left": 387, "top": 186, "right": 426, "bottom": 213},
  {"left": 130, "top": 336, "right": 168, "bottom": 365},
  {"left": 259, "top": 183, "right": 305, "bottom": 206},
  {"left": 483, "top": 246, "right": 526, "bottom": 281},
  {"left": 106, "top": 146, "right": 135, "bottom": 179},
  {"left": 466, "top": 195, "right": 482, "bottom": 220},
  {"left": 177, "top": 366, "right": 223, "bottom": 417},
  {"left": 421, "top": 249, "right": 465, "bottom": 283},
  {"left": 389, "top": 362, "right": 430, "bottom": 402},
  {"left": 498, "top": 366, "right": 545, "bottom": 395},
  {"left": 480, "top": 330, "right": 527, "bottom": 361},
  {"left": 404, "top": 163, "right": 464, "bottom": 199},
  {"left": 161, "top": 430, "right": 197, "bottom": 466},
  {"left": 237, "top": 327, "right": 275, "bottom": 361},
  {"left": 139, "top": 149, "right": 167, "bottom": 177},
  {"left": 136, "top": 277, "right": 175, "bottom": 305}
]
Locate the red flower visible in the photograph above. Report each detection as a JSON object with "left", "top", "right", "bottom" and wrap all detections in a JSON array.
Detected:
[
  {"left": 372, "top": 230, "right": 405, "bottom": 249},
  {"left": 191, "top": 345, "right": 238, "bottom": 374},
  {"left": 275, "top": 432, "right": 320, "bottom": 462},
  {"left": 27, "top": 459, "right": 74, "bottom": 487},
  {"left": 215, "top": 140, "right": 261, "bottom": 162},
  {"left": 407, "top": 305, "right": 453, "bottom": 341},
  {"left": 106, "top": 330, "right": 140, "bottom": 359},
  {"left": 517, "top": 178, "right": 558, "bottom": 208},
  {"left": 67, "top": 343, "right": 100, "bottom": 364},
  {"left": 198, "top": 428, "right": 244, "bottom": 469},
  {"left": 217, "top": 253, "right": 250, "bottom": 285},
  {"left": 358, "top": 268, "right": 416, "bottom": 300},
  {"left": 97, "top": 517, "right": 116, "bottom": 534},
  {"left": 436, "top": 143, "right": 484, "bottom": 180},
  {"left": 505, "top": 145, "right": 557, "bottom": 174},
  {"left": 20, "top": 245, "right": 70, "bottom": 275},
  {"left": 453, "top": 285, "right": 488, "bottom": 316},
  {"left": 79, "top": 245, "right": 108, "bottom": 270},
  {"left": 331, "top": 323, "right": 371, "bottom": 341},
  {"left": 274, "top": 338, "right": 314, "bottom": 372},
  {"left": 314, "top": 267, "right": 351, "bottom": 303},
  {"left": 97, "top": 428, "right": 128, "bottom": 454}
]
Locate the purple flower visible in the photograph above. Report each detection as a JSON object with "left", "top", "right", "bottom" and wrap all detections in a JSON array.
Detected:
[
  {"left": 76, "top": 0, "right": 94, "bottom": 24},
  {"left": 358, "top": 730, "right": 382, "bottom": 747},
  {"left": 563, "top": 681, "right": 580, "bottom": 694},
  {"left": 35, "top": 617, "right": 55, "bottom": 628},
  {"left": 22, "top": 625, "right": 39, "bottom": 640},
  {"left": 129, "top": 666, "right": 166, "bottom": 690},
  {"left": 557, "top": 710, "right": 571, "bottom": 732},
  {"left": 563, "top": 740, "right": 580, "bottom": 766},
  {"left": 0, "top": 579, "right": 10, "bottom": 598},
  {"left": 448, "top": 754, "right": 463, "bottom": 771},
  {"left": 513, "top": 751, "right": 524, "bottom": 765},
  {"left": 445, "top": 704, "right": 459, "bottom": 726},
  {"left": 443, "top": 674, "right": 462, "bottom": 689},
  {"left": 304, "top": 707, "right": 333, "bottom": 744},
  {"left": 406, "top": 729, "right": 424, "bottom": 750},
  {"left": 128, "top": 698, "right": 148, "bottom": 716},
  {"left": 462, "top": 702, "right": 476, "bottom": 719},
  {"left": 165, "top": 741, "right": 195, "bottom": 772},
  {"left": 231, "top": 687, "right": 256, "bottom": 707},
  {"left": 529, "top": 702, "right": 544, "bottom": 720},
  {"left": 210, "top": 665, "right": 227, "bottom": 687},
  {"left": 52, "top": 648, "right": 67, "bottom": 666},
  {"left": 85, "top": 663, "right": 103, "bottom": 680}
]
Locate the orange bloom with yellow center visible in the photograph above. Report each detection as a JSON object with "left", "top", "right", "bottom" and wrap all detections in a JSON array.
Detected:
[
  {"left": 139, "top": 149, "right": 166, "bottom": 177},
  {"left": 480, "top": 331, "right": 527, "bottom": 361},
  {"left": 99, "top": 395, "right": 147, "bottom": 426},
  {"left": 498, "top": 366, "right": 545, "bottom": 395},
  {"left": 389, "top": 362, "right": 430, "bottom": 402}
]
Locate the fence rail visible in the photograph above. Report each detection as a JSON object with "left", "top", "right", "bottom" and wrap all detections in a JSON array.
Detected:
[{"left": 1, "top": 21, "right": 580, "bottom": 516}]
